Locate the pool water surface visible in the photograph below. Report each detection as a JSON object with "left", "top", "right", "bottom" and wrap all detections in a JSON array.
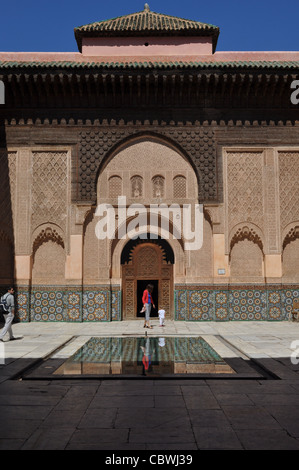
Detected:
[{"left": 53, "top": 336, "right": 235, "bottom": 377}]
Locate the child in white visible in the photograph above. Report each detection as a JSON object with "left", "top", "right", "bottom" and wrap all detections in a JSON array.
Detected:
[{"left": 158, "top": 309, "right": 165, "bottom": 327}]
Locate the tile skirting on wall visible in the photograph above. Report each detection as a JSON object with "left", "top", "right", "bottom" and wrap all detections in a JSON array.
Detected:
[
  {"left": 1, "top": 284, "right": 298, "bottom": 322},
  {"left": 1, "top": 285, "right": 121, "bottom": 322},
  {"left": 174, "top": 284, "right": 299, "bottom": 321}
]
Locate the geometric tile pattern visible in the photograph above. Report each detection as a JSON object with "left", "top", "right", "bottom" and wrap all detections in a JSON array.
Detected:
[
  {"left": 82, "top": 288, "right": 110, "bottom": 322},
  {"left": 111, "top": 288, "right": 122, "bottom": 321},
  {"left": 7, "top": 284, "right": 298, "bottom": 322},
  {"left": 281, "top": 287, "right": 299, "bottom": 320},
  {"left": 24, "top": 285, "right": 124, "bottom": 322},
  {"left": 267, "top": 289, "right": 284, "bottom": 321},
  {"left": 16, "top": 287, "right": 30, "bottom": 322},
  {"left": 31, "top": 288, "right": 64, "bottom": 322},
  {"left": 11, "top": 285, "right": 123, "bottom": 323},
  {"left": 30, "top": 287, "right": 82, "bottom": 322},
  {"left": 215, "top": 290, "right": 230, "bottom": 321},
  {"left": 229, "top": 287, "right": 267, "bottom": 321},
  {"left": 66, "top": 290, "right": 82, "bottom": 322},
  {"left": 175, "top": 285, "right": 294, "bottom": 321},
  {"left": 188, "top": 289, "right": 215, "bottom": 321}
]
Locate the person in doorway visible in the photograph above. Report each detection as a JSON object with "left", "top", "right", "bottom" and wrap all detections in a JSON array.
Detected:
[
  {"left": 142, "top": 283, "right": 155, "bottom": 329},
  {"left": 0, "top": 287, "right": 16, "bottom": 342}
]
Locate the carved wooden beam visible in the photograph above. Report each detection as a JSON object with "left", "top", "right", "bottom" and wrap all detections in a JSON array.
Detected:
[{"left": 1, "top": 69, "right": 298, "bottom": 110}]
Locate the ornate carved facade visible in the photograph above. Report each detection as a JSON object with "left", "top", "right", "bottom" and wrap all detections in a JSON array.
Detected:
[{"left": 1, "top": 6, "right": 299, "bottom": 322}]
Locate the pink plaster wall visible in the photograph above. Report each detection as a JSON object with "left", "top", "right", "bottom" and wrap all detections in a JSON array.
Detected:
[{"left": 81, "top": 36, "right": 213, "bottom": 56}]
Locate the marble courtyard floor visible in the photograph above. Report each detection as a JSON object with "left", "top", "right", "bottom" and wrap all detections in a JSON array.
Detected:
[{"left": 1, "top": 320, "right": 299, "bottom": 450}]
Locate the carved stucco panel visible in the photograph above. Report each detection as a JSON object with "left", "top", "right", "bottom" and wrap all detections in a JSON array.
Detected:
[
  {"left": 0, "top": 150, "right": 17, "bottom": 241},
  {"left": 224, "top": 150, "right": 264, "bottom": 253},
  {"left": 31, "top": 151, "right": 69, "bottom": 237},
  {"left": 279, "top": 151, "right": 299, "bottom": 231},
  {"left": 78, "top": 127, "right": 217, "bottom": 203}
]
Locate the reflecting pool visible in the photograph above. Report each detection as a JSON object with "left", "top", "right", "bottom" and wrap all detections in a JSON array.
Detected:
[{"left": 54, "top": 336, "right": 235, "bottom": 376}]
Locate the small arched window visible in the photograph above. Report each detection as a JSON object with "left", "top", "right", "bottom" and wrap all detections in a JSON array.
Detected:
[
  {"left": 173, "top": 175, "right": 186, "bottom": 198},
  {"left": 131, "top": 175, "right": 143, "bottom": 198},
  {"left": 108, "top": 175, "right": 122, "bottom": 198},
  {"left": 152, "top": 175, "right": 165, "bottom": 198}
]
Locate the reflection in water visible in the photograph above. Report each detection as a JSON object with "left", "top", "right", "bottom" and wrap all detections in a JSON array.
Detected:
[
  {"left": 140, "top": 337, "right": 154, "bottom": 375},
  {"left": 54, "top": 336, "right": 235, "bottom": 376}
]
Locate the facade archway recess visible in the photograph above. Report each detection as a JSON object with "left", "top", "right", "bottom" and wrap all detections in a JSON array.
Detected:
[{"left": 121, "top": 235, "right": 174, "bottom": 320}]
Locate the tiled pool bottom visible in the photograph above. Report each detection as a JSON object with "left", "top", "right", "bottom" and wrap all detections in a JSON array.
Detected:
[{"left": 53, "top": 336, "right": 235, "bottom": 377}]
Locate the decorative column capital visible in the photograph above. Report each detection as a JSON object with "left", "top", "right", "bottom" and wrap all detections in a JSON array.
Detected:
[{"left": 75, "top": 204, "right": 93, "bottom": 226}]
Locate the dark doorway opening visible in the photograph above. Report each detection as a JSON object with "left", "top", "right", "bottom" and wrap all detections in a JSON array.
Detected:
[{"left": 137, "top": 280, "right": 158, "bottom": 318}]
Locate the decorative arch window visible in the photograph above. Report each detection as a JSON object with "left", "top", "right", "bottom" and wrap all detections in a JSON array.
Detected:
[
  {"left": 173, "top": 175, "right": 186, "bottom": 198},
  {"left": 131, "top": 175, "right": 143, "bottom": 198},
  {"left": 32, "top": 227, "right": 65, "bottom": 282},
  {"left": 229, "top": 226, "right": 264, "bottom": 279},
  {"left": 152, "top": 175, "right": 165, "bottom": 198},
  {"left": 108, "top": 175, "right": 122, "bottom": 198},
  {"left": 282, "top": 225, "right": 299, "bottom": 281}
]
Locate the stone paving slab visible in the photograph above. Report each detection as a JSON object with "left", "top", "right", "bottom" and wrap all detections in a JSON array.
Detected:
[
  {"left": 192, "top": 426, "right": 243, "bottom": 450},
  {"left": 235, "top": 429, "right": 299, "bottom": 450},
  {"left": 0, "top": 320, "right": 299, "bottom": 450}
]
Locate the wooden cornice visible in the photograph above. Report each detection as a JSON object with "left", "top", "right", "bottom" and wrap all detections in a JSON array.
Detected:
[{"left": 0, "top": 67, "right": 298, "bottom": 110}]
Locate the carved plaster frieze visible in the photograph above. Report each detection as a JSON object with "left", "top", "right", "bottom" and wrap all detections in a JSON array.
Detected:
[{"left": 78, "top": 127, "right": 217, "bottom": 203}]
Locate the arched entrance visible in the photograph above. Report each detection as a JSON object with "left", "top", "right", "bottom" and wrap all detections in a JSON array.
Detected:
[{"left": 121, "top": 236, "right": 174, "bottom": 320}]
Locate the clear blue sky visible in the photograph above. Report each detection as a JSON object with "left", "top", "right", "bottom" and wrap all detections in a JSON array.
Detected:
[{"left": 0, "top": 0, "right": 298, "bottom": 52}]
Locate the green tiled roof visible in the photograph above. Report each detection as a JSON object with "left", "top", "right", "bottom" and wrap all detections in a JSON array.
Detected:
[
  {"left": 0, "top": 60, "right": 299, "bottom": 71},
  {"left": 74, "top": 5, "right": 220, "bottom": 52}
]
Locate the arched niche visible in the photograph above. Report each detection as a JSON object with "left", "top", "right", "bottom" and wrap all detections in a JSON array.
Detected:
[
  {"left": 97, "top": 136, "right": 198, "bottom": 205},
  {"left": 229, "top": 225, "right": 264, "bottom": 282},
  {"left": 32, "top": 225, "right": 65, "bottom": 284},
  {"left": 282, "top": 224, "right": 299, "bottom": 282},
  {"left": 120, "top": 234, "right": 175, "bottom": 320}
]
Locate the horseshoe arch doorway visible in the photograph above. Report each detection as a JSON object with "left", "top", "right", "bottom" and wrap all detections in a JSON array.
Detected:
[{"left": 121, "top": 235, "right": 174, "bottom": 320}]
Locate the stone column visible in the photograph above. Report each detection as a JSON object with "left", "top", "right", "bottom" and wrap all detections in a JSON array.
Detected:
[
  {"left": 264, "top": 254, "right": 282, "bottom": 279},
  {"left": 263, "top": 148, "right": 282, "bottom": 282},
  {"left": 64, "top": 205, "right": 92, "bottom": 322},
  {"left": 208, "top": 205, "right": 230, "bottom": 282},
  {"left": 213, "top": 233, "right": 230, "bottom": 281},
  {"left": 13, "top": 148, "right": 32, "bottom": 321},
  {"left": 14, "top": 148, "right": 32, "bottom": 286},
  {"left": 65, "top": 234, "right": 84, "bottom": 280},
  {"left": 65, "top": 205, "right": 92, "bottom": 281}
]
